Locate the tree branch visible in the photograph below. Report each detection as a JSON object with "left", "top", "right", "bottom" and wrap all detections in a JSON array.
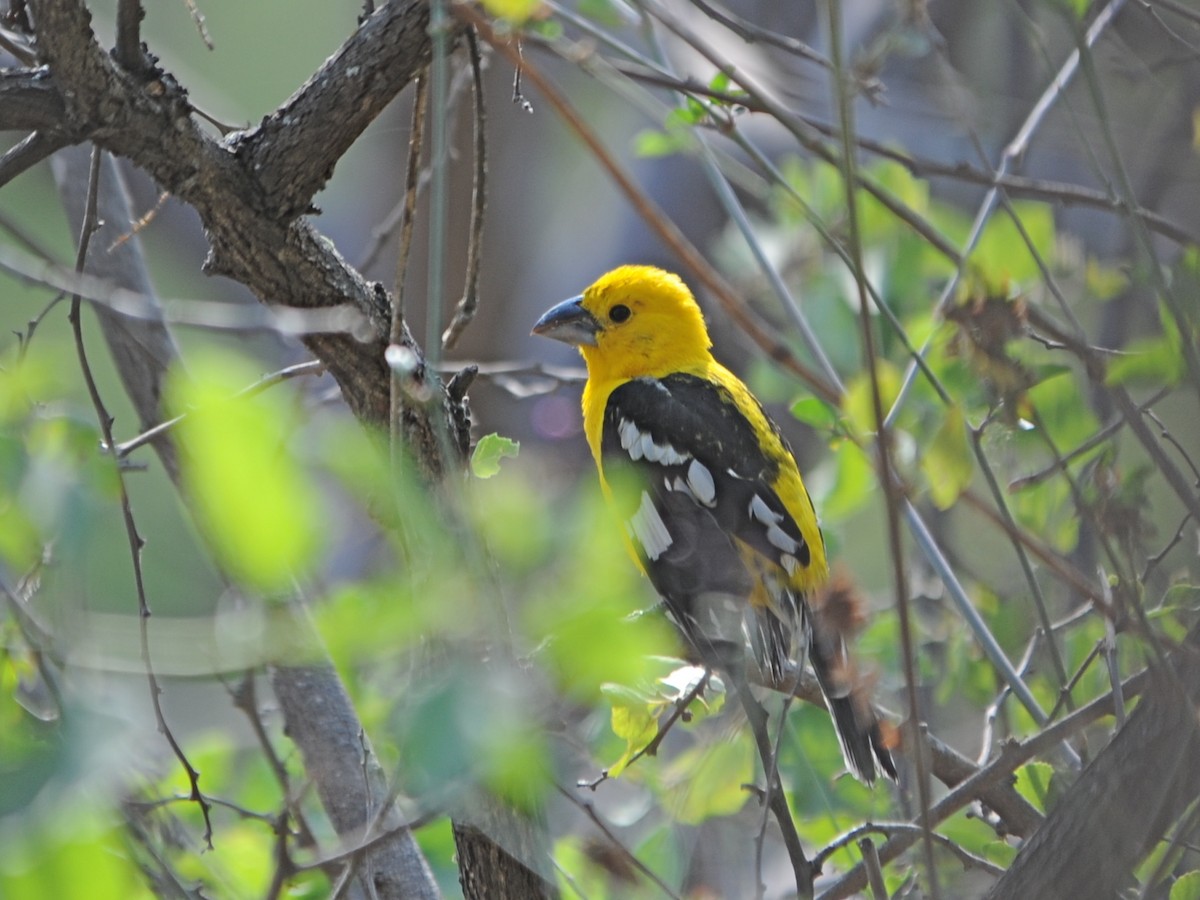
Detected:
[
  {"left": 986, "top": 630, "right": 1200, "bottom": 900},
  {"left": 230, "top": 0, "right": 439, "bottom": 221},
  {"left": 28, "top": 0, "right": 468, "bottom": 459},
  {"left": 0, "top": 68, "right": 69, "bottom": 131}
]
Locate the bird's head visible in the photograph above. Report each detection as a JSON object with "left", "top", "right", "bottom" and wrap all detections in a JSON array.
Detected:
[{"left": 532, "top": 265, "right": 713, "bottom": 381}]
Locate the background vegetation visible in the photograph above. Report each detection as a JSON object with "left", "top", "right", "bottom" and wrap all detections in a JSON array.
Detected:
[{"left": 1, "top": 0, "right": 1198, "bottom": 897}]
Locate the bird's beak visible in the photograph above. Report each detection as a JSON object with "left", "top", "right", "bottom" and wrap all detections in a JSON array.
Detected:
[{"left": 531, "top": 295, "right": 601, "bottom": 347}]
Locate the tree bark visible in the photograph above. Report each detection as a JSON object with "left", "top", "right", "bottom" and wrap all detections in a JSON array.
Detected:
[
  {"left": 987, "top": 628, "right": 1200, "bottom": 900},
  {"left": 27, "top": 1, "right": 554, "bottom": 895}
]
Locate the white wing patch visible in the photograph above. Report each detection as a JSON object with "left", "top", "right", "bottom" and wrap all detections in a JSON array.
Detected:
[
  {"left": 749, "top": 493, "right": 802, "bottom": 556},
  {"left": 749, "top": 493, "right": 778, "bottom": 525},
  {"left": 686, "top": 460, "right": 716, "bottom": 507},
  {"left": 618, "top": 418, "right": 642, "bottom": 454},
  {"left": 629, "top": 490, "right": 673, "bottom": 561},
  {"left": 618, "top": 418, "right": 690, "bottom": 465}
]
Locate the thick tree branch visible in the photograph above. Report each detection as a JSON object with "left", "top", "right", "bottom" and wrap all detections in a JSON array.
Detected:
[
  {"left": 986, "top": 631, "right": 1200, "bottom": 900},
  {"left": 229, "top": 0, "right": 435, "bottom": 221},
  {"left": 0, "top": 68, "right": 69, "bottom": 131},
  {"left": 27, "top": 0, "right": 465, "bottom": 458},
  {"left": 0, "top": 129, "right": 71, "bottom": 188}
]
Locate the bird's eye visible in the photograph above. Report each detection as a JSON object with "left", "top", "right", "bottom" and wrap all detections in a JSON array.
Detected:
[{"left": 609, "top": 304, "right": 632, "bottom": 323}]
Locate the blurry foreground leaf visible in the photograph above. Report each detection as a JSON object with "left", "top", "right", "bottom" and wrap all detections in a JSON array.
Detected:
[
  {"left": 921, "top": 404, "right": 973, "bottom": 509},
  {"left": 479, "top": 0, "right": 543, "bottom": 24},
  {"left": 0, "top": 813, "right": 150, "bottom": 900},
  {"left": 168, "top": 351, "right": 321, "bottom": 592},
  {"left": 1171, "top": 871, "right": 1200, "bottom": 900},
  {"left": 663, "top": 733, "right": 754, "bottom": 825}
]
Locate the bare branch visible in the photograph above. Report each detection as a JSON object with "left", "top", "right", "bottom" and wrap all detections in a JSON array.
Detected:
[{"left": 230, "top": 1, "right": 448, "bottom": 221}]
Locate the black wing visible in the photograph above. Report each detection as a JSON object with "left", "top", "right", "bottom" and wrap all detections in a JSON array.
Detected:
[
  {"left": 600, "top": 374, "right": 812, "bottom": 676},
  {"left": 602, "top": 374, "right": 898, "bottom": 783}
]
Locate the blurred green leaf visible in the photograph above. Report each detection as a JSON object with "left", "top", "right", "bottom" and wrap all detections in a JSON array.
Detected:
[
  {"left": 970, "top": 201, "right": 1056, "bottom": 293},
  {"left": 1106, "top": 331, "right": 1184, "bottom": 388},
  {"left": 168, "top": 351, "right": 322, "bottom": 592},
  {"left": 577, "top": 0, "right": 622, "bottom": 25},
  {"left": 0, "top": 814, "right": 151, "bottom": 900},
  {"left": 790, "top": 396, "right": 839, "bottom": 432},
  {"left": 663, "top": 733, "right": 754, "bottom": 824},
  {"left": 471, "top": 433, "right": 520, "bottom": 479},
  {"left": 921, "top": 404, "right": 974, "bottom": 509},
  {"left": 1171, "top": 871, "right": 1200, "bottom": 900},
  {"left": 820, "top": 440, "right": 874, "bottom": 521},
  {"left": 842, "top": 361, "right": 901, "bottom": 439},
  {"left": 1021, "top": 371, "right": 1100, "bottom": 452},
  {"left": 1085, "top": 258, "right": 1129, "bottom": 301},
  {"left": 478, "top": 0, "right": 543, "bottom": 24},
  {"left": 1014, "top": 761, "right": 1055, "bottom": 813},
  {"left": 523, "top": 483, "right": 677, "bottom": 697},
  {"left": 633, "top": 128, "right": 692, "bottom": 159}
]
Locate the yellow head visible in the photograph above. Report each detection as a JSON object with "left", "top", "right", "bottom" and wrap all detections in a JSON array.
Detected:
[{"left": 532, "top": 265, "right": 713, "bottom": 383}]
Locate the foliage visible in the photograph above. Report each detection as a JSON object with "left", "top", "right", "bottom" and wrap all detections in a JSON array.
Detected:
[{"left": 1, "top": 0, "right": 1199, "bottom": 897}]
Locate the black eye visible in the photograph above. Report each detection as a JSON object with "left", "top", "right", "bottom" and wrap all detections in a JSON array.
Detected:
[{"left": 609, "top": 304, "right": 631, "bottom": 323}]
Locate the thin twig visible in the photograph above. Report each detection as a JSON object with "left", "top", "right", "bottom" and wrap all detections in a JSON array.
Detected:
[
  {"left": 822, "top": 3, "right": 937, "bottom": 895},
  {"left": 228, "top": 671, "right": 320, "bottom": 850},
  {"left": 0, "top": 239, "right": 371, "bottom": 336},
  {"left": 885, "top": 0, "right": 1129, "bottom": 427},
  {"left": 441, "top": 29, "right": 487, "bottom": 351},
  {"left": 556, "top": 786, "right": 683, "bottom": 900},
  {"left": 457, "top": 2, "right": 840, "bottom": 406},
  {"left": 599, "top": 60, "right": 1197, "bottom": 247},
  {"left": 67, "top": 146, "right": 213, "bottom": 847},
  {"left": 733, "top": 675, "right": 814, "bottom": 898},
  {"left": 578, "top": 668, "right": 712, "bottom": 791},
  {"left": 971, "top": 419, "right": 1071, "bottom": 696},
  {"left": 115, "top": 360, "right": 325, "bottom": 459}
]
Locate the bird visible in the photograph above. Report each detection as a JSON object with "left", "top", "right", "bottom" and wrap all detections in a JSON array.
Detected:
[{"left": 532, "top": 264, "right": 895, "bottom": 783}]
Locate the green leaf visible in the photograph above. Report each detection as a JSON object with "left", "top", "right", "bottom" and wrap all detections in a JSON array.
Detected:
[
  {"left": 602, "top": 665, "right": 725, "bottom": 778},
  {"left": 478, "top": 0, "right": 543, "bottom": 24},
  {"left": 168, "top": 350, "right": 322, "bottom": 592},
  {"left": 790, "top": 396, "right": 839, "bottom": 432},
  {"left": 1170, "top": 871, "right": 1200, "bottom": 900},
  {"left": 471, "top": 433, "right": 520, "bottom": 479},
  {"left": 606, "top": 697, "right": 658, "bottom": 778},
  {"left": 522, "top": 483, "right": 677, "bottom": 697},
  {"left": 577, "top": 0, "right": 622, "bottom": 25},
  {"left": 1085, "top": 258, "right": 1129, "bottom": 301},
  {"left": 1106, "top": 306, "right": 1185, "bottom": 389},
  {"left": 820, "top": 440, "right": 874, "bottom": 521},
  {"left": 0, "top": 815, "right": 151, "bottom": 900},
  {"left": 1014, "top": 761, "right": 1055, "bottom": 813},
  {"left": 842, "top": 361, "right": 902, "bottom": 439},
  {"left": 633, "top": 128, "right": 690, "bottom": 159},
  {"left": 969, "top": 201, "right": 1056, "bottom": 293},
  {"left": 921, "top": 404, "right": 973, "bottom": 509},
  {"left": 663, "top": 733, "right": 754, "bottom": 824}
]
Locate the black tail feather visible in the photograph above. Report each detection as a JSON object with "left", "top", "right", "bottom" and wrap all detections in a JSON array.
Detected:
[{"left": 811, "top": 632, "right": 897, "bottom": 784}]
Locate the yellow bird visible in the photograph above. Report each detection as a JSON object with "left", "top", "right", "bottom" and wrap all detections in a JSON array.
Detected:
[{"left": 533, "top": 265, "right": 894, "bottom": 782}]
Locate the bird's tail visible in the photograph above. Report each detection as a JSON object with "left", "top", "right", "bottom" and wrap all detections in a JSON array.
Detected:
[
  {"left": 809, "top": 633, "right": 897, "bottom": 783},
  {"left": 802, "top": 571, "right": 897, "bottom": 783}
]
